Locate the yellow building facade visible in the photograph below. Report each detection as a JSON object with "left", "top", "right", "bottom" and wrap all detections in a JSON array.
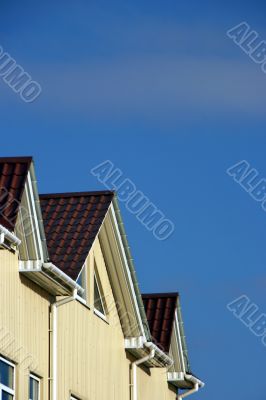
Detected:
[{"left": 0, "top": 157, "right": 204, "bottom": 400}]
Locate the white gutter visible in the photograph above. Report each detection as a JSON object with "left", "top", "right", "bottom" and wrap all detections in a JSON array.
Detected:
[
  {"left": 51, "top": 289, "right": 78, "bottom": 400},
  {"left": 0, "top": 224, "right": 21, "bottom": 246},
  {"left": 149, "top": 342, "right": 173, "bottom": 367},
  {"left": 172, "top": 310, "right": 205, "bottom": 398},
  {"left": 131, "top": 342, "right": 155, "bottom": 400},
  {"left": 125, "top": 337, "right": 173, "bottom": 367},
  {"left": 178, "top": 374, "right": 205, "bottom": 400},
  {"left": 43, "top": 262, "right": 84, "bottom": 296}
]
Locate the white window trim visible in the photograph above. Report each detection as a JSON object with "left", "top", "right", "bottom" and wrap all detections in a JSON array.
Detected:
[
  {"left": 94, "top": 272, "right": 107, "bottom": 320},
  {"left": 29, "top": 373, "right": 40, "bottom": 400},
  {"left": 76, "top": 265, "right": 87, "bottom": 305},
  {"left": 93, "top": 307, "right": 107, "bottom": 322},
  {"left": 76, "top": 296, "right": 87, "bottom": 306},
  {"left": 0, "top": 356, "right": 15, "bottom": 399}
]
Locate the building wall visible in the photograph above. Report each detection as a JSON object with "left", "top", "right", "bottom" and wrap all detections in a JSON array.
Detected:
[
  {"left": 57, "top": 238, "right": 177, "bottom": 400},
  {"left": 0, "top": 249, "right": 51, "bottom": 399},
  {"left": 0, "top": 244, "right": 177, "bottom": 400}
]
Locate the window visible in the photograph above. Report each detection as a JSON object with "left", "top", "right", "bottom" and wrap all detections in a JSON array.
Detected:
[
  {"left": 0, "top": 357, "right": 15, "bottom": 399},
  {"left": 76, "top": 265, "right": 87, "bottom": 303},
  {"left": 29, "top": 374, "right": 40, "bottom": 400},
  {"left": 94, "top": 272, "right": 106, "bottom": 318}
]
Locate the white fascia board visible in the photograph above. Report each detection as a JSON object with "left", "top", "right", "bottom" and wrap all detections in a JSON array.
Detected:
[
  {"left": 168, "top": 372, "right": 186, "bottom": 381},
  {"left": 19, "top": 260, "right": 84, "bottom": 296},
  {"left": 125, "top": 336, "right": 146, "bottom": 349},
  {"left": 174, "top": 310, "right": 186, "bottom": 373},
  {"left": 168, "top": 372, "right": 205, "bottom": 389},
  {"left": 99, "top": 219, "right": 142, "bottom": 337},
  {"left": 26, "top": 172, "right": 44, "bottom": 261},
  {"left": 109, "top": 203, "right": 146, "bottom": 340}
]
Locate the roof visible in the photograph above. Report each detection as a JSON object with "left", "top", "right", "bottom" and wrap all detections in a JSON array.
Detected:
[
  {"left": 0, "top": 157, "right": 32, "bottom": 230},
  {"left": 142, "top": 292, "right": 178, "bottom": 353},
  {"left": 39, "top": 191, "right": 114, "bottom": 280}
]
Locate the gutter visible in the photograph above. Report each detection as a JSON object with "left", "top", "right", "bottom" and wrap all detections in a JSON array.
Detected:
[
  {"left": 43, "top": 262, "right": 84, "bottom": 296},
  {"left": 51, "top": 289, "right": 78, "bottom": 400},
  {"left": 171, "top": 308, "right": 205, "bottom": 398},
  {"left": 126, "top": 339, "right": 174, "bottom": 368},
  {"left": 112, "top": 196, "right": 150, "bottom": 339},
  {"left": 0, "top": 224, "right": 21, "bottom": 247}
]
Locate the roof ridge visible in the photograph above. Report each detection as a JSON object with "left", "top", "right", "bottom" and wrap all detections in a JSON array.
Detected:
[
  {"left": 40, "top": 190, "right": 115, "bottom": 199},
  {"left": 142, "top": 292, "right": 179, "bottom": 298},
  {"left": 0, "top": 156, "right": 33, "bottom": 164}
]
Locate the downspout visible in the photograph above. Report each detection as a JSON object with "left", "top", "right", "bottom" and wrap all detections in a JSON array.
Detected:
[
  {"left": 178, "top": 375, "right": 205, "bottom": 400},
  {"left": 131, "top": 342, "right": 155, "bottom": 400},
  {"left": 51, "top": 289, "right": 78, "bottom": 400}
]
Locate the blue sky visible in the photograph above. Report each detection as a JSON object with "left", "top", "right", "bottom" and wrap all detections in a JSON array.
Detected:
[{"left": 1, "top": 1, "right": 266, "bottom": 399}]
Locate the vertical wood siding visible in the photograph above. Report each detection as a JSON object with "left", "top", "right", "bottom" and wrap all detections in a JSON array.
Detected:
[
  {"left": 0, "top": 250, "right": 50, "bottom": 399},
  {"left": 0, "top": 244, "right": 177, "bottom": 399},
  {"left": 58, "top": 238, "right": 177, "bottom": 400}
]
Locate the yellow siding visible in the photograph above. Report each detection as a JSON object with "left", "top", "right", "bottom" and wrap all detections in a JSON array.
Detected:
[
  {"left": 58, "top": 238, "right": 177, "bottom": 400},
  {"left": 0, "top": 250, "right": 50, "bottom": 399},
  {"left": 0, "top": 241, "right": 177, "bottom": 400}
]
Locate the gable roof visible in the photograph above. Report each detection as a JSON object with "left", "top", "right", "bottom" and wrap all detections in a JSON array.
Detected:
[
  {"left": 142, "top": 292, "right": 178, "bottom": 353},
  {"left": 39, "top": 191, "right": 114, "bottom": 280},
  {"left": 0, "top": 156, "right": 32, "bottom": 230}
]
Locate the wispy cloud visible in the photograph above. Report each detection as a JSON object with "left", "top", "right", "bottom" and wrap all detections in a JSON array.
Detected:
[
  {"left": 1, "top": 23, "right": 266, "bottom": 121},
  {"left": 29, "top": 55, "right": 266, "bottom": 120}
]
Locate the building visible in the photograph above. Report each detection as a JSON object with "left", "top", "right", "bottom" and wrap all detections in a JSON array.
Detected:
[{"left": 0, "top": 157, "right": 204, "bottom": 400}]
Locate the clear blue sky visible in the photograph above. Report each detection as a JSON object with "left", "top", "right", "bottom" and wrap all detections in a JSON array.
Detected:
[{"left": 1, "top": 1, "right": 266, "bottom": 399}]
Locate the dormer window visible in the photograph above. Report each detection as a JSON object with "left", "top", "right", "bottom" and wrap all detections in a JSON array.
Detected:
[{"left": 94, "top": 270, "right": 106, "bottom": 319}]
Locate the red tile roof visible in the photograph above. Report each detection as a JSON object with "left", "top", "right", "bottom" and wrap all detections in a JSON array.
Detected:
[
  {"left": 40, "top": 191, "right": 114, "bottom": 280},
  {"left": 0, "top": 157, "right": 32, "bottom": 230},
  {"left": 142, "top": 293, "right": 178, "bottom": 353}
]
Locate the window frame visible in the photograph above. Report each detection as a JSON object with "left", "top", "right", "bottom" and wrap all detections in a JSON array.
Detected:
[
  {"left": 29, "top": 373, "right": 40, "bottom": 400},
  {"left": 93, "top": 272, "right": 107, "bottom": 321},
  {"left": 0, "top": 356, "right": 15, "bottom": 399},
  {"left": 76, "top": 265, "right": 87, "bottom": 305}
]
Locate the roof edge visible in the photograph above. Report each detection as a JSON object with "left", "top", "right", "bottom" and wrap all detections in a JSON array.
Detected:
[
  {"left": 112, "top": 195, "right": 151, "bottom": 340},
  {"left": 142, "top": 292, "right": 179, "bottom": 299},
  {"left": 0, "top": 156, "right": 33, "bottom": 164},
  {"left": 40, "top": 190, "right": 114, "bottom": 199}
]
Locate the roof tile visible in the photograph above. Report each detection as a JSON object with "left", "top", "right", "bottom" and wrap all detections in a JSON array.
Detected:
[
  {"left": 40, "top": 191, "right": 114, "bottom": 280},
  {"left": 0, "top": 157, "right": 32, "bottom": 230},
  {"left": 142, "top": 293, "right": 178, "bottom": 353}
]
